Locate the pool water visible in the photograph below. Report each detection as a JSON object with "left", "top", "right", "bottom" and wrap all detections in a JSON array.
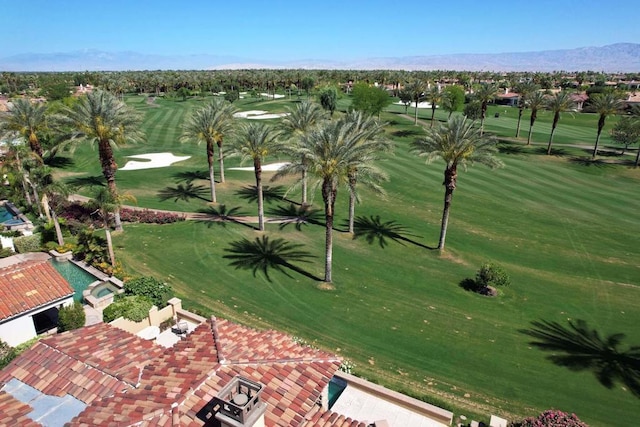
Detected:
[
  {"left": 94, "top": 287, "right": 114, "bottom": 298},
  {"left": 51, "top": 261, "right": 100, "bottom": 301},
  {"left": 0, "top": 207, "right": 13, "bottom": 223},
  {"left": 328, "top": 377, "right": 347, "bottom": 408}
]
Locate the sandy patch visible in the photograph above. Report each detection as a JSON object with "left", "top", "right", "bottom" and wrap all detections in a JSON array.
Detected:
[
  {"left": 233, "top": 110, "right": 290, "bottom": 120},
  {"left": 120, "top": 152, "right": 191, "bottom": 171},
  {"left": 395, "top": 101, "right": 434, "bottom": 109},
  {"left": 228, "top": 162, "right": 289, "bottom": 172}
]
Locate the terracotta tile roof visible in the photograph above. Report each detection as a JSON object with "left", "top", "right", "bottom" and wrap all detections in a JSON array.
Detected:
[
  {"left": 0, "top": 260, "right": 74, "bottom": 321},
  {"left": 0, "top": 390, "right": 40, "bottom": 427},
  {"left": 68, "top": 317, "right": 342, "bottom": 427},
  {"left": 302, "top": 406, "right": 368, "bottom": 427}
]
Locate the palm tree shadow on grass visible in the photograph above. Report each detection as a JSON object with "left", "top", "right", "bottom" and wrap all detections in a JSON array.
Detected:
[
  {"left": 568, "top": 157, "right": 614, "bottom": 168},
  {"left": 65, "top": 175, "right": 106, "bottom": 188},
  {"left": 521, "top": 319, "right": 640, "bottom": 397},
  {"left": 157, "top": 182, "right": 210, "bottom": 202},
  {"left": 534, "top": 146, "right": 569, "bottom": 157},
  {"left": 235, "top": 185, "right": 298, "bottom": 205},
  {"left": 223, "top": 236, "right": 320, "bottom": 282},
  {"left": 195, "top": 204, "right": 254, "bottom": 230},
  {"left": 351, "top": 215, "right": 434, "bottom": 249},
  {"left": 44, "top": 155, "right": 74, "bottom": 168},
  {"left": 267, "top": 204, "right": 324, "bottom": 231},
  {"left": 497, "top": 143, "right": 527, "bottom": 155},
  {"left": 172, "top": 170, "right": 210, "bottom": 183}
]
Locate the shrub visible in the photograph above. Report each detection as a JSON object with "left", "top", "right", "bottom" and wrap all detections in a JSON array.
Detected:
[
  {"left": 0, "top": 340, "right": 16, "bottom": 369},
  {"left": 0, "top": 247, "right": 13, "bottom": 258},
  {"left": 124, "top": 276, "right": 174, "bottom": 308},
  {"left": 120, "top": 208, "right": 185, "bottom": 224},
  {"left": 476, "top": 262, "right": 511, "bottom": 288},
  {"left": 13, "top": 233, "right": 42, "bottom": 253},
  {"left": 103, "top": 295, "right": 153, "bottom": 323},
  {"left": 510, "top": 409, "right": 589, "bottom": 427},
  {"left": 58, "top": 301, "right": 86, "bottom": 332}
]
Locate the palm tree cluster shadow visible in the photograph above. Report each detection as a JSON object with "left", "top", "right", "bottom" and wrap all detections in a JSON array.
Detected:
[
  {"left": 172, "top": 170, "right": 209, "bottom": 183},
  {"left": 267, "top": 203, "right": 324, "bottom": 231},
  {"left": 351, "top": 215, "right": 434, "bottom": 249},
  {"left": 392, "top": 129, "right": 421, "bottom": 138},
  {"left": 568, "top": 157, "right": 614, "bottom": 168},
  {"left": 44, "top": 155, "right": 74, "bottom": 168},
  {"left": 157, "top": 182, "right": 210, "bottom": 202},
  {"left": 534, "top": 146, "right": 569, "bottom": 157},
  {"left": 497, "top": 143, "right": 527, "bottom": 155},
  {"left": 235, "top": 185, "right": 296, "bottom": 204},
  {"left": 196, "top": 204, "right": 252, "bottom": 229},
  {"left": 223, "top": 235, "right": 320, "bottom": 282},
  {"left": 521, "top": 319, "right": 640, "bottom": 397}
]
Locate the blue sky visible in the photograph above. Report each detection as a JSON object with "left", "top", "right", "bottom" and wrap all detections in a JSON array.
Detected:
[{"left": 1, "top": 0, "right": 637, "bottom": 60}]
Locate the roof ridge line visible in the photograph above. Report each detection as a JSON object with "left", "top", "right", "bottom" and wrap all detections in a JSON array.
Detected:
[
  {"left": 222, "top": 357, "right": 342, "bottom": 366},
  {"left": 210, "top": 316, "right": 225, "bottom": 364}
]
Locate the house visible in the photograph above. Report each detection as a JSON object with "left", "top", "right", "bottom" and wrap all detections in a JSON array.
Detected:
[
  {"left": 0, "top": 253, "right": 74, "bottom": 347},
  {"left": 0, "top": 317, "right": 375, "bottom": 426}
]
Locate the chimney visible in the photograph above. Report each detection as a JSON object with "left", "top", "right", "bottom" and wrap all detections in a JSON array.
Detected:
[{"left": 214, "top": 376, "right": 267, "bottom": 427}]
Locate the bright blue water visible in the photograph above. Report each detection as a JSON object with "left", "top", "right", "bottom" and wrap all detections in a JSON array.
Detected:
[
  {"left": 94, "top": 286, "right": 114, "bottom": 298},
  {"left": 50, "top": 261, "right": 100, "bottom": 301},
  {"left": 0, "top": 207, "right": 13, "bottom": 222},
  {"left": 328, "top": 377, "right": 347, "bottom": 409}
]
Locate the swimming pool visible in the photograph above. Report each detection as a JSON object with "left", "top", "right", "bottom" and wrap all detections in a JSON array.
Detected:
[
  {"left": 51, "top": 260, "right": 101, "bottom": 301},
  {"left": 0, "top": 206, "right": 13, "bottom": 222},
  {"left": 328, "top": 376, "right": 347, "bottom": 409}
]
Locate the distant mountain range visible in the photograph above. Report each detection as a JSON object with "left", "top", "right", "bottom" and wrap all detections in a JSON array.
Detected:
[{"left": 1, "top": 43, "right": 639, "bottom": 72}]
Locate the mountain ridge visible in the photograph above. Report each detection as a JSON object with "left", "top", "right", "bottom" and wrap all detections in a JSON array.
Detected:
[{"left": 1, "top": 43, "right": 639, "bottom": 72}]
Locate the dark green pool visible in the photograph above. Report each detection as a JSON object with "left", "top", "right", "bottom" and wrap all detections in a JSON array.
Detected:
[{"left": 50, "top": 261, "right": 100, "bottom": 301}]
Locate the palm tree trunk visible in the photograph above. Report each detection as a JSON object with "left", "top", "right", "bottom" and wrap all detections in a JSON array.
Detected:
[
  {"left": 105, "top": 227, "right": 115, "bottom": 267},
  {"left": 348, "top": 173, "right": 356, "bottom": 234},
  {"left": 254, "top": 159, "right": 264, "bottom": 231},
  {"left": 527, "top": 123, "right": 534, "bottom": 145},
  {"left": 515, "top": 108, "right": 523, "bottom": 138},
  {"left": 322, "top": 179, "right": 335, "bottom": 283},
  {"left": 30, "top": 182, "right": 43, "bottom": 217},
  {"left": 217, "top": 142, "right": 225, "bottom": 183},
  {"left": 547, "top": 125, "right": 557, "bottom": 155},
  {"left": 593, "top": 117, "right": 605, "bottom": 159},
  {"left": 51, "top": 207, "right": 64, "bottom": 246},
  {"left": 414, "top": 100, "right": 419, "bottom": 125},
  {"left": 207, "top": 141, "right": 217, "bottom": 203},
  {"left": 301, "top": 168, "right": 308, "bottom": 206},
  {"left": 99, "top": 140, "right": 123, "bottom": 231},
  {"left": 430, "top": 106, "right": 436, "bottom": 127},
  {"left": 438, "top": 167, "right": 457, "bottom": 251},
  {"left": 635, "top": 149, "right": 640, "bottom": 168}
]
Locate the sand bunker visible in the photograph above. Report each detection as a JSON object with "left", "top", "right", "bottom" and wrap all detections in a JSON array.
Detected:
[
  {"left": 395, "top": 101, "right": 434, "bottom": 109},
  {"left": 233, "top": 110, "right": 290, "bottom": 120},
  {"left": 228, "top": 162, "right": 289, "bottom": 172},
  {"left": 260, "top": 93, "right": 285, "bottom": 99},
  {"left": 120, "top": 152, "right": 191, "bottom": 171}
]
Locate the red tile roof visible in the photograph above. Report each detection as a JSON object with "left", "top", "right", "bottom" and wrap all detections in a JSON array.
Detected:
[
  {"left": 1, "top": 316, "right": 347, "bottom": 426},
  {"left": 0, "top": 260, "right": 74, "bottom": 321}
]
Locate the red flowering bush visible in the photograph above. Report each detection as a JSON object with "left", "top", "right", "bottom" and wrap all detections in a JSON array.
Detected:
[
  {"left": 511, "top": 410, "right": 589, "bottom": 427},
  {"left": 120, "top": 208, "right": 185, "bottom": 224}
]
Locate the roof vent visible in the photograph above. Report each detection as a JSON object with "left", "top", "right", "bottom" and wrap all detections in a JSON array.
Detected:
[{"left": 213, "top": 376, "right": 267, "bottom": 427}]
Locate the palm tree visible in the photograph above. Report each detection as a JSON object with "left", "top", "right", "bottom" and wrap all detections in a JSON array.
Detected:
[
  {"left": 88, "top": 187, "right": 135, "bottom": 267},
  {"left": 278, "top": 101, "right": 326, "bottom": 205},
  {"left": 57, "top": 90, "right": 143, "bottom": 231},
  {"left": 426, "top": 85, "right": 442, "bottom": 127},
  {"left": 525, "top": 91, "right": 546, "bottom": 145},
  {"left": 276, "top": 118, "right": 389, "bottom": 283},
  {"left": 411, "top": 116, "right": 503, "bottom": 251},
  {"left": 340, "top": 111, "right": 392, "bottom": 234},
  {"left": 180, "top": 98, "right": 236, "bottom": 202},
  {"left": 590, "top": 93, "right": 623, "bottom": 158},
  {"left": 229, "top": 122, "right": 282, "bottom": 231},
  {"left": 474, "top": 83, "right": 498, "bottom": 135},
  {"left": 514, "top": 82, "right": 539, "bottom": 138},
  {"left": 0, "top": 98, "right": 48, "bottom": 159},
  {"left": 545, "top": 91, "right": 574, "bottom": 155},
  {"left": 405, "top": 79, "right": 426, "bottom": 125},
  {"left": 31, "top": 166, "right": 69, "bottom": 246}
]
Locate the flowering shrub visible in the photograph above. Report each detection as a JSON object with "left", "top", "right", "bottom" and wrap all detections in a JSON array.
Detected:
[
  {"left": 339, "top": 359, "right": 355, "bottom": 375},
  {"left": 120, "top": 208, "right": 185, "bottom": 224},
  {"left": 511, "top": 410, "right": 589, "bottom": 427}
]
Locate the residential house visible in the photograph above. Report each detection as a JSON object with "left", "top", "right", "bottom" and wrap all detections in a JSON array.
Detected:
[{"left": 0, "top": 253, "right": 74, "bottom": 347}]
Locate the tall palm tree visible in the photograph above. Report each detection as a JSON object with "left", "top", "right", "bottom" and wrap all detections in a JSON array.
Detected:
[
  {"left": 514, "top": 82, "right": 539, "bottom": 138},
  {"left": 57, "top": 90, "right": 143, "bottom": 231},
  {"left": 545, "top": 91, "right": 574, "bottom": 155},
  {"left": 411, "top": 116, "right": 503, "bottom": 251},
  {"left": 276, "top": 118, "right": 389, "bottom": 283},
  {"left": 426, "top": 85, "right": 442, "bottom": 127},
  {"left": 525, "top": 91, "right": 547, "bottom": 145},
  {"left": 30, "top": 166, "right": 68, "bottom": 246},
  {"left": 89, "top": 187, "right": 136, "bottom": 267},
  {"left": 474, "top": 83, "right": 498, "bottom": 135},
  {"left": 0, "top": 98, "right": 48, "bottom": 159},
  {"left": 180, "top": 98, "right": 236, "bottom": 202},
  {"left": 405, "top": 79, "right": 426, "bottom": 125},
  {"left": 229, "top": 122, "right": 282, "bottom": 231},
  {"left": 340, "top": 111, "right": 392, "bottom": 234},
  {"left": 590, "top": 93, "right": 623, "bottom": 158},
  {"left": 279, "top": 101, "right": 326, "bottom": 205}
]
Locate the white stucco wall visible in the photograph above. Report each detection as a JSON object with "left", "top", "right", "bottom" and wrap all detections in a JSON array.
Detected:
[{"left": 0, "top": 297, "right": 74, "bottom": 347}]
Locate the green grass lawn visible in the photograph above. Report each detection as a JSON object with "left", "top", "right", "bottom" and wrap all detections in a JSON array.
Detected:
[{"left": 55, "top": 94, "right": 640, "bottom": 426}]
